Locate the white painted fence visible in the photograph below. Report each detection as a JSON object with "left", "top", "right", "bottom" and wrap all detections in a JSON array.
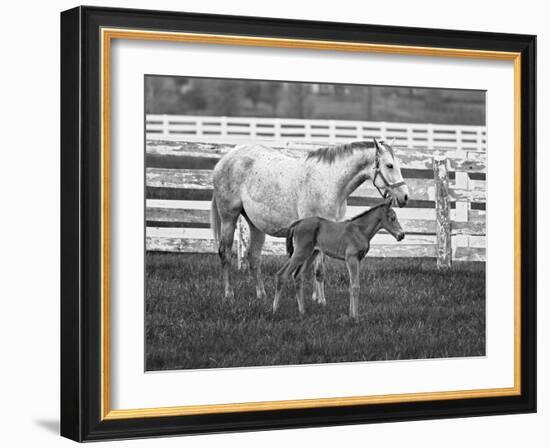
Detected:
[
  {"left": 145, "top": 140, "right": 487, "bottom": 263},
  {"left": 146, "top": 115, "right": 487, "bottom": 152}
]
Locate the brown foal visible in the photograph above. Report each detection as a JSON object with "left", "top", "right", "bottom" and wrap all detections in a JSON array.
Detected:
[{"left": 273, "top": 199, "right": 405, "bottom": 318}]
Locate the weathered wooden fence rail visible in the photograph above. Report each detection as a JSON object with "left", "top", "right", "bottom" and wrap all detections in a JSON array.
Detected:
[
  {"left": 146, "top": 115, "right": 487, "bottom": 152},
  {"left": 145, "top": 140, "right": 486, "bottom": 264}
]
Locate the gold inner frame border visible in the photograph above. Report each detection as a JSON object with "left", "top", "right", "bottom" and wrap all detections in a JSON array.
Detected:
[{"left": 99, "top": 27, "right": 522, "bottom": 421}]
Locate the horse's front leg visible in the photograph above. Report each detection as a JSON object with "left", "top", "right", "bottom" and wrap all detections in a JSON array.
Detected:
[
  {"left": 345, "top": 255, "right": 361, "bottom": 318},
  {"left": 312, "top": 252, "right": 327, "bottom": 305}
]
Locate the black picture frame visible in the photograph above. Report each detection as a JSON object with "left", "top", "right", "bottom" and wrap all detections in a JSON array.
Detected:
[{"left": 61, "top": 5, "right": 536, "bottom": 442}]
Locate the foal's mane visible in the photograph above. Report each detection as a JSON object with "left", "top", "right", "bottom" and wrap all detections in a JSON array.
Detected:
[
  {"left": 347, "top": 202, "right": 389, "bottom": 222},
  {"left": 306, "top": 141, "right": 375, "bottom": 164}
]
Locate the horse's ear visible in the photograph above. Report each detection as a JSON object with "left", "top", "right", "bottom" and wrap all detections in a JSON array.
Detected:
[{"left": 372, "top": 138, "right": 381, "bottom": 153}]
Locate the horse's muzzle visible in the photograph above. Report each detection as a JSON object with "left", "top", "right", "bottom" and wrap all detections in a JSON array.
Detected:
[
  {"left": 395, "top": 193, "right": 408, "bottom": 208},
  {"left": 393, "top": 187, "right": 409, "bottom": 208},
  {"left": 397, "top": 232, "right": 405, "bottom": 241}
]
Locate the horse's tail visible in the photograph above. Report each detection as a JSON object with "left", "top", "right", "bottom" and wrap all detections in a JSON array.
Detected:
[
  {"left": 210, "top": 195, "right": 221, "bottom": 244},
  {"left": 286, "top": 221, "right": 298, "bottom": 257}
]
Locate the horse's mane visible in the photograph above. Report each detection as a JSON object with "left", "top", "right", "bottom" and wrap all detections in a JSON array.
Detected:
[
  {"left": 348, "top": 202, "right": 389, "bottom": 221},
  {"left": 306, "top": 140, "right": 395, "bottom": 164},
  {"left": 306, "top": 141, "right": 375, "bottom": 164}
]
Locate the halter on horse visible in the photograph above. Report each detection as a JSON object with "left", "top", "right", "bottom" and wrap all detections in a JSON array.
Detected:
[{"left": 372, "top": 138, "right": 407, "bottom": 200}]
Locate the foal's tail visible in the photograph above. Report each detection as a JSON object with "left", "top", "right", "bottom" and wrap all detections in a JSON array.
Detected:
[
  {"left": 210, "top": 195, "right": 221, "bottom": 244},
  {"left": 285, "top": 221, "right": 299, "bottom": 257}
]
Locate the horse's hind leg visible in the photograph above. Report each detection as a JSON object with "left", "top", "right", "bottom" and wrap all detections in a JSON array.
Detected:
[
  {"left": 246, "top": 221, "right": 267, "bottom": 301},
  {"left": 218, "top": 210, "right": 241, "bottom": 301},
  {"left": 312, "top": 252, "right": 327, "bottom": 305}
]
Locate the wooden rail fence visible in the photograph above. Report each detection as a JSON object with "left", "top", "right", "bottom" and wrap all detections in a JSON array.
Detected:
[
  {"left": 146, "top": 115, "right": 487, "bottom": 152},
  {"left": 145, "top": 140, "right": 486, "bottom": 266}
]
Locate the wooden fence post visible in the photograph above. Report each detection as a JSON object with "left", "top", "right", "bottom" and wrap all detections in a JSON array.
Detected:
[{"left": 433, "top": 156, "right": 452, "bottom": 269}]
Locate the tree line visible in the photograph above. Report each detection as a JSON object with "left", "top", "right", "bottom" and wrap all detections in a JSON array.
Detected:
[{"left": 145, "top": 76, "right": 485, "bottom": 125}]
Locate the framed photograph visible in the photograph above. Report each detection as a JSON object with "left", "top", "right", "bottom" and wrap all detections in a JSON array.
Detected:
[{"left": 60, "top": 6, "right": 536, "bottom": 442}]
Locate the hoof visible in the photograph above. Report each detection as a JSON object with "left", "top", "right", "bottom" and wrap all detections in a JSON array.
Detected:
[
  {"left": 272, "top": 297, "right": 280, "bottom": 314},
  {"left": 337, "top": 314, "right": 358, "bottom": 323},
  {"left": 238, "top": 260, "right": 250, "bottom": 272}
]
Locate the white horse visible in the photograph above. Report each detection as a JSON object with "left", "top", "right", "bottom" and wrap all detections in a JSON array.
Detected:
[{"left": 210, "top": 139, "right": 409, "bottom": 302}]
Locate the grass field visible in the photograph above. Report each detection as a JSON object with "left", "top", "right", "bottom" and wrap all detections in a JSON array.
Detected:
[{"left": 145, "top": 253, "right": 485, "bottom": 371}]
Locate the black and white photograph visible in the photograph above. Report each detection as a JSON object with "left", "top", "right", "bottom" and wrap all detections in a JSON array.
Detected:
[{"left": 144, "top": 76, "right": 487, "bottom": 371}]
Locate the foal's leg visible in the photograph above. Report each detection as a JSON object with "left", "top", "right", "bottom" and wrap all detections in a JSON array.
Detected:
[
  {"left": 273, "top": 254, "right": 308, "bottom": 313},
  {"left": 218, "top": 211, "right": 240, "bottom": 301},
  {"left": 312, "top": 252, "right": 327, "bottom": 306},
  {"left": 247, "top": 222, "right": 267, "bottom": 301},
  {"left": 273, "top": 261, "right": 289, "bottom": 313},
  {"left": 294, "top": 273, "right": 306, "bottom": 314},
  {"left": 345, "top": 256, "right": 361, "bottom": 318}
]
